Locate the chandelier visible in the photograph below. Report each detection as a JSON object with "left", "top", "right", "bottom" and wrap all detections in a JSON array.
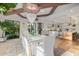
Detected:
[
  {"left": 23, "top": 3, "right": 40, "bottom": 14},
  {"left": 26, "top": 13, "right": 37, "bottom": 23},
  {"left": 23, "top": 4, "right": 39, "bottom": 23}
]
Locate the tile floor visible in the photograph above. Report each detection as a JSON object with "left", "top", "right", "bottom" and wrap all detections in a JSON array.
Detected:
[{"left": 0, "top": 39, "right": 23, "bottom": 56}]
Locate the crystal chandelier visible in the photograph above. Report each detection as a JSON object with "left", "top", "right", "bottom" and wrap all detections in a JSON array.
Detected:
[
  {"left": 23, "top": 3, "right": 40, "bottom": 14},
  {"left": 26, "top": 13, "right": 37, "bottom": 23},
  {"left": 24, "top": 3, "right": 38, "bottom": 23}
]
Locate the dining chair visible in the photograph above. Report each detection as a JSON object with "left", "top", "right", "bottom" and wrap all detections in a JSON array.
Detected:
[
  {"left": 21, "top": 31, "right": 57, "bottom": 56},
  {"left": 31, "top": 32, "right": 57, "bottom": 56},
  {"left": 21, "top": 35, "right": 32, "bottom": 56},
  {"left": 44, "top": 35, "right": 56, "bottom": 56}
]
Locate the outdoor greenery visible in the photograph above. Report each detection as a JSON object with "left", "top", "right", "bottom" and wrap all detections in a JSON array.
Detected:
[
  {"left": 0, "top": 20, "right": 20, "bottom": 39},
  {"left": 0, "top": 3, "right": 17, "bottom": 14},
  {"left": 0, "top": 3, "right": 19, "bottom": 40},
  {"left": 28, "top": 23, "right": 36, "bottom": 36}
]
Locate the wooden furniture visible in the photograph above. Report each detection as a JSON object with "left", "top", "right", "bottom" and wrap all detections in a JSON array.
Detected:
[
  {"left": 55, "top": 38, "right": 79, "bottom": 56},
  {"left": 63, "top": 32, "right": 72, "bottom": 40}
]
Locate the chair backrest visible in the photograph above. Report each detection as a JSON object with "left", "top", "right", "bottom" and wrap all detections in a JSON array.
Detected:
[
  {"left": 21, "top": 35, "right": 32, "bottom": 56},
  {"left": 44, "top": 31, "right": 57, "bottom": 56}
]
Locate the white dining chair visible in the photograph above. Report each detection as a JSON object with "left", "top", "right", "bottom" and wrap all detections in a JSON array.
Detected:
[
  {"left": 44, "top": 36, "right": 56, "bottom": 56},
  {"left": 31, "top": 32, "right": 57, "bottom": 56},
  {"left": 29, "top": 36, "right": 44, "bottom": 56},
  {"left": 21, "top": 31, "right": 57, "bottom": 56},
  {"left": 21, "top": 35, "right": 32, "bottom": 56},
  {"left": 0, "top": 29, "right": 7, "bottom": 42}
]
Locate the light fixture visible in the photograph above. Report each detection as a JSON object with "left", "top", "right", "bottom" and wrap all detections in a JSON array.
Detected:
[
  {"left": 26, "top": 13, "right": 37, "bottom": 23},
  {"left": 23, "top": 3, "right": 39, "bottom": 23},
  {"left": 23, "top": 3, "right": 40, "bottom": 14}
]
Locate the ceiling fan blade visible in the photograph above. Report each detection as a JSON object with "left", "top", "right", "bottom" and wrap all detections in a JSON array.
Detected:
[{"left": 5, "top": 8, "right": 24, "bottom": 15}]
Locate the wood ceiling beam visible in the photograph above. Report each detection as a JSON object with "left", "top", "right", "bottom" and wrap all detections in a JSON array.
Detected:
[
  {"left": 5, "top": 3, "right": 69, "bottom": 20},
  {"left": 5, "top": 3, "right": 69, "bottom": 15},
  {"left": 37, "top": 6, "right": 58, "bottom": 17},
  {"left": 38, "top": 3, "right": 68, "bottom": 9},
  {"left": 5, "top": 8, "right": 24, "bottom": 15}
]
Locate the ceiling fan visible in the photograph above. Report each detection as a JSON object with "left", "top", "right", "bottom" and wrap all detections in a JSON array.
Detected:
[{"left": 6, "top": 3, "right": 69, "bottom": 19}]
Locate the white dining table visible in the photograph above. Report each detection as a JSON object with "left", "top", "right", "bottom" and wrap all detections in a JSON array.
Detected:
[{"left": 28, "top": 35, "right": 47, "bottom": 43}]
